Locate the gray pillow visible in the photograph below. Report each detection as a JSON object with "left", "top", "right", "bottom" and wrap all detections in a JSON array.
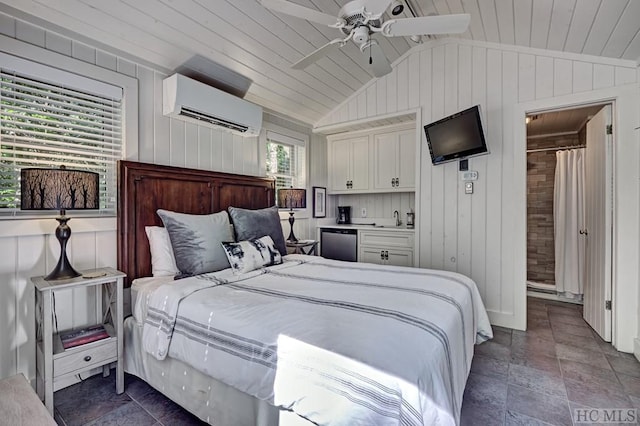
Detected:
[
  {"left": 228, "top": 206, "right": 287, "bottom": 256},
  {"left": 156, "top": 209, "right": 233, "bottom": 278}
]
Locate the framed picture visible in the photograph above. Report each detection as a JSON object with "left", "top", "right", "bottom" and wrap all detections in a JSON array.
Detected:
[{"left": 312, "top": 186, "right": 326, "bottom": 218}]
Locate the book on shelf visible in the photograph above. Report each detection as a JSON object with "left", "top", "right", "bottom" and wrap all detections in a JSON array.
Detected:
[{"left": 60, "top": 324, "right": 109, "bottom": 349}]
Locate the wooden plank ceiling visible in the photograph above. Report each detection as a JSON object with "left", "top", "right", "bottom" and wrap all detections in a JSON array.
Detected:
[{"left": 1, "top": 0, "right": 639, "bottom": 125}]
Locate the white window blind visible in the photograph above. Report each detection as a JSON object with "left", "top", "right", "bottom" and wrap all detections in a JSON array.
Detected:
[
  {"left": 0, "top": 68, "right": 122, "bottom": 215},
  {"left": 265, "top": 130, "right": 306, "bottom": 193}
]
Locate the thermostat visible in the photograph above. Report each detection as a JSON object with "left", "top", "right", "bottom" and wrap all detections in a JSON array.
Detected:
[{"left": 461, "top": 171, "right": 478, "bottom": 181}]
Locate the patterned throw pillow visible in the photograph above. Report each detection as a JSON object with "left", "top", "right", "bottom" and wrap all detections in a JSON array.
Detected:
[
  {"left": 228, "top": 206, "right": 287, "bottom": 256},
  {"left": 221, "top": 235, "right": 283, "bottom": 274},
  {"left": 157, "top": 209, "right": 234, "bottom": 278}
]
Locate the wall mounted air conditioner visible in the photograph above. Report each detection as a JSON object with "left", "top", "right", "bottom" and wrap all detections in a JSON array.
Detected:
[{"left": 163, "top": 73, "right": 262, "bottom": 137}]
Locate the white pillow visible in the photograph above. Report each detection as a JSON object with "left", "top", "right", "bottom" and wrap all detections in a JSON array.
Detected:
[
  {"left": 221, "top": 235, "right": 282, "bottom": 274},
  {"left": 145, "top": 226, "right": 180, "bottom": 277}
]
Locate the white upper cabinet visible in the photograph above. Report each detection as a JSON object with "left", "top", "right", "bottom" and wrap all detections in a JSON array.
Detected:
[
  {"left": 327, "top": 123, "right": 416, "bottom": 194},
  {"left": 328, "top": 136, "right": 370, "bottom": 193},
  {"left": 373, "top": 128, "right": 415, "bottom": 190}
]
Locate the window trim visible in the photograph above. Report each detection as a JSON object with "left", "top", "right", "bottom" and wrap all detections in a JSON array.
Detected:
[{"left": 0, "top": 33, "right": 139, "bottom": 221}]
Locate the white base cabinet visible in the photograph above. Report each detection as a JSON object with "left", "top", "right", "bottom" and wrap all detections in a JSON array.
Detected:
[
  {"left": 359, "top": 246, "right": 414, "bottom": 266},
  {"left": 358, "top": 230, "right": 414, "bottom": 267}
]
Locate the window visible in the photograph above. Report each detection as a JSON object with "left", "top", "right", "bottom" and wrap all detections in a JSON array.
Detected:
[
  {"left": 265, "top": 130, "right": 306, "bottom": 195},
  {"left": 0, "top": 56, "right": 122, "bottom": 216}
]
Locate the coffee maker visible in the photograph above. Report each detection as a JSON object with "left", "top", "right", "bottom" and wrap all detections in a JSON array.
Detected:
[{"left": 337, "top": 206, "right": 351, "bottom": 224}]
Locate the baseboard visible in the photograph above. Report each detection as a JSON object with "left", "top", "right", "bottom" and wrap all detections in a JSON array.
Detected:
[
  {"left": 527, "top": 290, "right": 583, "bottom": 305},
  {"left": 634, "top": 338, "right": 640, "bottom": 362}
]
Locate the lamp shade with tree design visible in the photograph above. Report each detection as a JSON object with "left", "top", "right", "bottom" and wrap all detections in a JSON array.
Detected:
[
  {"left": 277, "top": 187, "right": 306, "bottom": 242},
  {"left": 21, "top": 166, "right": 99, "bottom": 280}
]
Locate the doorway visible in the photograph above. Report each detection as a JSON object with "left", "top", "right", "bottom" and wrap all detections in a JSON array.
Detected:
[{"left": 525, "top": 103, "right": 613, "bottom": 341}]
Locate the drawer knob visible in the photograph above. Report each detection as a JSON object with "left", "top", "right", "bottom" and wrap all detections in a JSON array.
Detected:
[{"left": 84, "top": 355, "right": 92, "bottom": 362}]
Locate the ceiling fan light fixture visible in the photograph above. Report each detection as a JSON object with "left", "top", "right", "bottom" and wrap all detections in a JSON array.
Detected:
[
  {"left": 391, "top": 0, "right": 404, "bottom": 16},
  {"left": 352, "top": 26, "right": 370, "bottom": 45}
]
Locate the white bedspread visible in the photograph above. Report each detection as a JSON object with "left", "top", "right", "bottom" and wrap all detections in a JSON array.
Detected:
[{"left": 141, "top": 255, "right": 492, "bottom": 425}]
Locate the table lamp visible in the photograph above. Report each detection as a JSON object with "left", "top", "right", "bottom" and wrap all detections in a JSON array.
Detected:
[
  {"left": 277, "top": 187, "right": 306, "bottom": 242},
  {"left": 21, "top": 166, "right": 100, "bottom": 281}
]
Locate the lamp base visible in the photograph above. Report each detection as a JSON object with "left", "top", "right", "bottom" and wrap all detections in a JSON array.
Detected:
[
  {"left": 45, "top": 216, "right": 81, "bottom": 281},
  {"left": 287, "top": 211, "right": 298, "bottom": 242}
]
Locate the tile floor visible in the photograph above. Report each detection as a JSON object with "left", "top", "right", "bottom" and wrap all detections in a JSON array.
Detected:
[
  {"left": 462, "top": 297, "right": 640, "bottom": 425},
  {"left": 54, "top": 297, "right": 640, "bottom": 425}
]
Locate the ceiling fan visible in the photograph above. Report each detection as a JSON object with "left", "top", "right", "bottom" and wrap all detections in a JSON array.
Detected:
[{"left": 260, "top": 0, "right": 470, "bottom": 77}]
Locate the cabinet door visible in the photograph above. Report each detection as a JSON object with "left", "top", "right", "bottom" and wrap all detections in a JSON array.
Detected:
[
  {"left": 330, "top": 140, "right": 351, "bottom": 192},
  {"left": 359, "top": 247, "right": 384, "bottom": 265},
  {"left": 350, "top": 137, "right": 370, "bottom": 191},
  {"left": 373, "top": 132, "right": 397, "bottom": 189},
  {"left": 396, "top": 129, "right": 415, "bottom": 189},
  {"left": 386, "top": 248, "right": 414, "bottom": 267}
]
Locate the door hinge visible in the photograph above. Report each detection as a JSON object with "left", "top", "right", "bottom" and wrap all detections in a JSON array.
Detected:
[
  {"left": 606, "top": 124, "right": 613, "bottom": 135},
  {"left": 605, "top": 300, "right": 612, "bottom": 310}
]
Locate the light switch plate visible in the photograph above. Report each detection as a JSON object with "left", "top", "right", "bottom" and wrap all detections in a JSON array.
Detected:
[{"left": 465, "top": 182, "right": 474, "bottom": 194}]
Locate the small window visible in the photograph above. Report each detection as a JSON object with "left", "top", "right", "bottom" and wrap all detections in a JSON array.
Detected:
[
  {"left": 265, "top": 130, "right": 306, "bottom": 194},
  {"left": 0, "top": 65, "right": 122, "bottom": 216}
]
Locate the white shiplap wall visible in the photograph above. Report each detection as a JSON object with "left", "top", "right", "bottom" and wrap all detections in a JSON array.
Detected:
[
  {"left": 0, "top": 13, "right": 327, "bottom": 382},
  {"left": 336, "top": 193, "right": 415, "bottom": 223},
  {"left": 316, "top": 38, "right": 640, "bottom": 350}
]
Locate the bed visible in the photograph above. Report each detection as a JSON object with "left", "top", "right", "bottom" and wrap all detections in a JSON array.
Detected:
[{"left": 117, "top": 160, "right": 492, "bottom": 426}]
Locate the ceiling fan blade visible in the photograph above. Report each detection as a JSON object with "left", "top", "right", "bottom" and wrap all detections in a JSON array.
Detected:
[
  {"left": 363, "top": 0, "right": 393, "bottom": 17},
  {"left": 292, "top": 39, "right": 345, "bottom": 70},
  {"left": 360, "top": 39, "right": 392, "bottom": 78},
  {"left": 260, "top": 0, "right": 339, "bottom": 26},
  {"left": 382, "top": 14, "right": 471, "bottom": 37}
]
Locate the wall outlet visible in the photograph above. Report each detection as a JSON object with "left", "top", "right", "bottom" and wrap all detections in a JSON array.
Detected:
[{"left": 361, "top": 207, "right": 367, "bottom": 218}]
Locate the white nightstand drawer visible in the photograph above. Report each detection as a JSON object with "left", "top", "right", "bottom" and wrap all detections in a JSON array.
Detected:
[{"left": 54, "top": 338, "right": 117, "bottom": 377}]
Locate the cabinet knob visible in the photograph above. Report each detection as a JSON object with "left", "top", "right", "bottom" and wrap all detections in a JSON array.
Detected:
[
  {"left": 84, "top": 355, "right": 92, "bottom": 362},
  {"left": 396, "top": 177, "right": 399, "bottom": 186}
]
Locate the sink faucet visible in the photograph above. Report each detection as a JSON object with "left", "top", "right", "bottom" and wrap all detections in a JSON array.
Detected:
[{"left": 393, "top": 210, "right": 401, "bottom": 227}]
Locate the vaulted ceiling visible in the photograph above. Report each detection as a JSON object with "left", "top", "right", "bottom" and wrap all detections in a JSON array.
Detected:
[{"left": 2, "top": 0, "right": 639, "bottom": 126}]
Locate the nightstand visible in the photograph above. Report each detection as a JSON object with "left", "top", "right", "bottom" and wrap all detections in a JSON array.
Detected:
[
  {"left": 286, "top": 239, "right": 319, "bottom": 255},
  {"left": 31, "top": 267, "right": 126, "bottom": 415}
]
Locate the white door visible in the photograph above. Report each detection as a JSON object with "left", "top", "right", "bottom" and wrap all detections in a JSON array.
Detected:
[
  {"left": 386, "top": 248, "right": 414, "bottom": 267},
  {"left": 583, "top": 104, "right": 612, "bottom": 341},
  {"left": 350, "top": 137, "right": 370, "bottom": 191},
  {"left": 359, "top": 247, "right": 385, "bottom": 265},
  {"left": 373, "top": 132, "right": 397, "bottom": 189},
  {"left": 329, "top": 140, "right": 351, "bottom": 192}
]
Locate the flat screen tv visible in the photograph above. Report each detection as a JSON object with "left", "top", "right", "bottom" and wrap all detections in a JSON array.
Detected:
[{"left": 423, "top": 105, "right": 488, "bottom": 165}]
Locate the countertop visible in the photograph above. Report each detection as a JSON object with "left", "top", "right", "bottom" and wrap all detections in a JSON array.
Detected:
[{"left": 317, "top": 223, "right": 415, "bottom": 232}]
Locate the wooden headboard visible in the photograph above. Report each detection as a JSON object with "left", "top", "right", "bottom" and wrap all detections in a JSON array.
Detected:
[{"left": 117, "top": 161, "right": 275, "bottom": 286}]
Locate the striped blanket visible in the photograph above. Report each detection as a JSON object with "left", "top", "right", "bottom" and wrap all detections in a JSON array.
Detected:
[{"left": 142, "top": 255, "right": 492, "bottom": 425}]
